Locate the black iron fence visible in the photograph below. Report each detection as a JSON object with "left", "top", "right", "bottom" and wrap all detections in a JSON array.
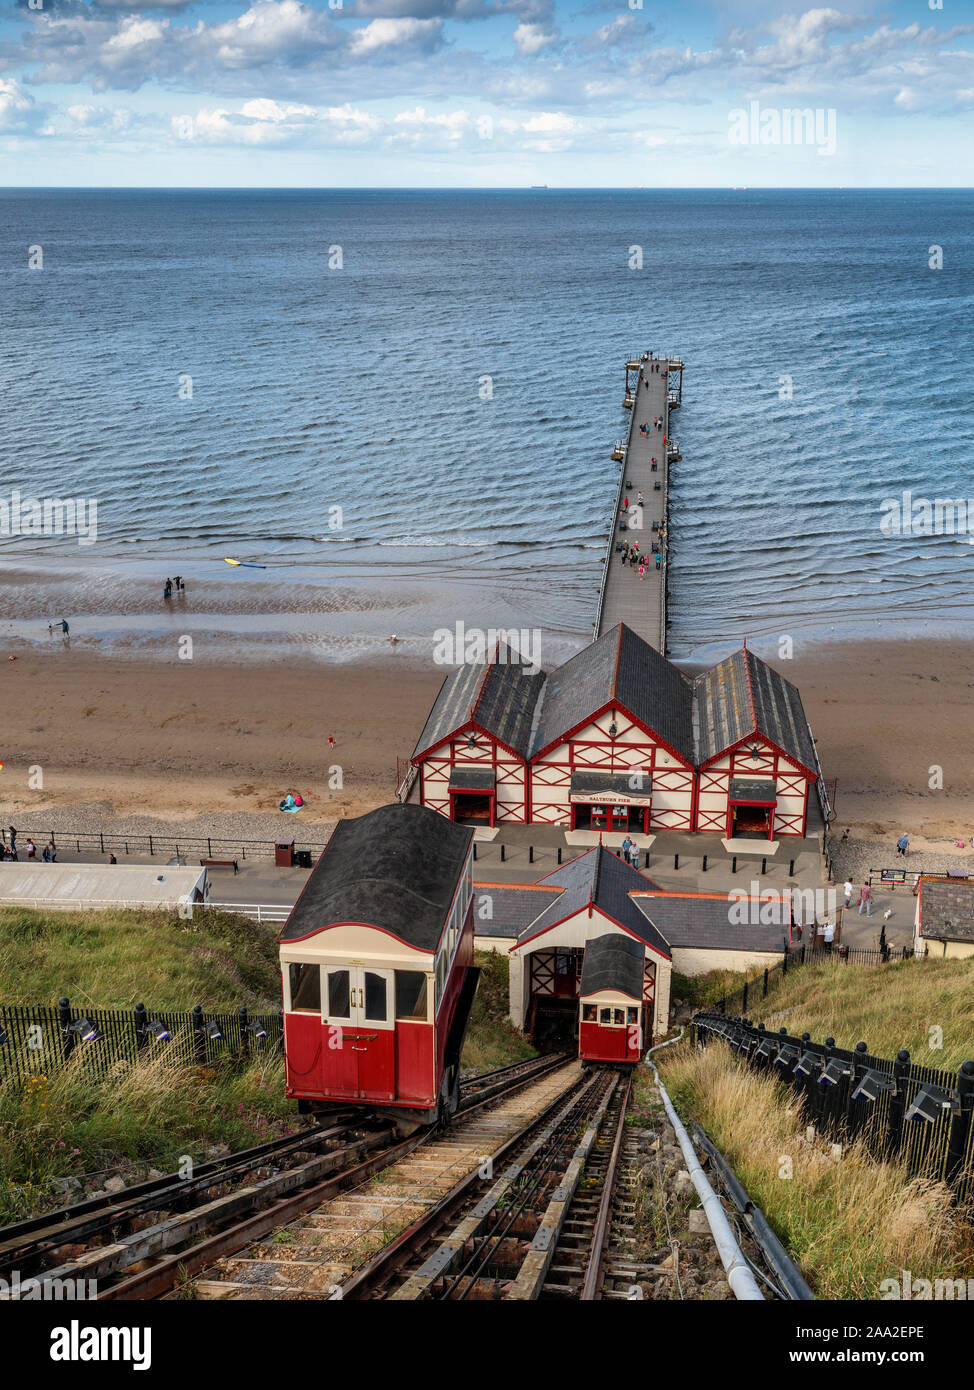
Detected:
[
  {"left": 0, "top": 827, "right": 328, "bottom": 864},
  {"left": 692, "top": 1011, "right": 974, "bottom": 1203},
  {"left": 707, "top": 940, "right": 922, "bottom": 1020},
  {"left": 0, "top": 997, "right": 284, "bottom": 1086}
]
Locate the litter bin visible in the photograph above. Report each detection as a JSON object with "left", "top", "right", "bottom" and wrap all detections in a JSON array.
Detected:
[
  {"left": 295, "top": 849, "right": 312, "bottom": 869},
  {"left": 275, "top": 838, "right": 295, "bottom": 868}
]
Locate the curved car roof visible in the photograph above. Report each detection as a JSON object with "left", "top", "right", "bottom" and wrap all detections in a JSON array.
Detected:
[{"left": 279, "top": 803, "right": 472, "bottom": 952}]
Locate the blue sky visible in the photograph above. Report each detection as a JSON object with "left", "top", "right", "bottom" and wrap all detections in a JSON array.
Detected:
[{"left": 0, "top": 0, "right": 972, "bottom": 185}]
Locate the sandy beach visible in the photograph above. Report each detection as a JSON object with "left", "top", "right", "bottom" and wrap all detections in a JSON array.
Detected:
[{"left": 1, "top": 632, "right": 973, "bottom": 851}]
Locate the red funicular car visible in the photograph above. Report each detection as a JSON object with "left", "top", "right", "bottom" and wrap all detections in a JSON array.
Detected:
[
  {"left": 279, "top": 804, "right": 480, "bottom": 1130},
  {"left": 578, "top": 933, "right": 645, "bottom": 1069}
]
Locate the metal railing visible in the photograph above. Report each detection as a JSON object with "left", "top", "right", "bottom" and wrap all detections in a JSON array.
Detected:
[
  {"left": 0, "top": 897, "right": 291, "bottom": 924},
  {"left": 706, "top": 940, "right": 922, "bottom": 1021},
  {"left": 693, "top": 1011, "right": 974, "bottom": 1203},
  {"left": 0, "top": 828, "right": 329, "bottom": 862},
  {"left": 0, "top": 998, "right": 283, "bottom": 1085},
  {"left": 594, "top": 353, "right": 642, "bottom": 641}
]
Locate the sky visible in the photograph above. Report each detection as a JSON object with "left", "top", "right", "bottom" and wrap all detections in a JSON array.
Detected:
[{"left": 0, "top": 0, "right": 972, "bottom": 185}]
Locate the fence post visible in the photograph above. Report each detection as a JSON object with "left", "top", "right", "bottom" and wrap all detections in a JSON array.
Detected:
[
  {"left": 239, "top": 1005, "right": 249, "bottom": 1056},
  {"left": 702, "top": 855, "right": 707, "bottom": 873},
  {"left": 134, "top": 1001, "right": 148, "bottom": 1055},
  {"left": 761, "top": 857, "right": 767, "bottom": 876},
  {"left": 207, "top": 838, "right": 212, "bottom": 859},
  {"left": 557, "top": 847, "right": 562, "bottom": 864},
  {"left": 741, "top": 979, "right": 748, "bottom": 1015},
  {"left": 947, "top": 1060, "right": 974, "bottom": 1183},
  {"left": 99, "top": 833, "right": 104, "bottom": 854},
  {"left": 846, "top": 1041, "right": 868, "bottom": 1132},
  {"left": 500, "top": 844, "right": 506, "bottom": 863},
  {"left": 789, "top": 859, "right": 795, "bottom": 876},
  {"left": 278, "top": 1007, "right": 285, "bottom": 1055},
  {"left": 59, "top": 996, "right": 74, "bottom": 1062},
  {"left": 762, "top": 967, "right": 769, "bottom": 998},
  {"left": 192, "top": 1005, "right": 206, "bottom": 1065},
  {"left": 529, "top": 845, "right": 534, "bottom": 864},
  {"left": 732, "top": 856, "right": 737, "bottom": 874},
  {"left": 149, "top": 836, "right": 153, "bottom": 856},
  {"left": 888, "top": 1049, "right": 910, "bottom": 1157},
  {"left": 674, "top": 854, "right": 679, "bottom": 871}
]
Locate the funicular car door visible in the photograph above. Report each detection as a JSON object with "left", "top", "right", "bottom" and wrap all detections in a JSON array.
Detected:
[{"left": 323, "top": 966, "right": 395, "bottom": 1100}]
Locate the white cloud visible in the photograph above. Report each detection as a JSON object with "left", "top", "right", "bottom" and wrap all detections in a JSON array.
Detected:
[
  {"left": 513, "top": 23, "right": 556, "bottom": 57},
  {"left": 349, "top": 17, "right": 444, "bottom": 56},
  {"left": 0, "top": 78, "right": 35, "bottom": 131}
]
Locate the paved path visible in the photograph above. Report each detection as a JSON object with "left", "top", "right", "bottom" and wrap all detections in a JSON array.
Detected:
[{"left": 597, "top": 356, "right": 676, "bottom": 650}]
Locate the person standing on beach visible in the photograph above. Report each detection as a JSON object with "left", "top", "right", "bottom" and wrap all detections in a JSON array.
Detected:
[
  {"left": 164, "top": 578, "right": 173, "bottom": 600},
  {"left": 896, "top": 833, "right": 909, "bottom": 857},
  {"left": 857, "top": 882, "right": 873, "bottom": 916}
]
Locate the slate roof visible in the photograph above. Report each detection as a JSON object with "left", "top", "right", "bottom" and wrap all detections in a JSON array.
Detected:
[
  {"left": 693, "top": 648, "right": 817, "bottom": 773},
  {"left": 919, "top": 879, "right": 974, "bottom": 943},
  {"left": 580, "top": 933, "right": 645, "bottom": 999},
  {"left": 411, "top": 645, "right": 546, "bottom": 761},
  {"left": 529, "top": 624, "right": 695, "bottom": 763},
  {"left": 279, "top": 804, "right": 471, "bottom": 951},
  {"left": 516, "top": 847, "right": 671, "bottom": 960},
  {"left": 631, "top": 893, "right": 790, "bottom": 955},
  {"left": 470, "top": 884, "right": 562, "bottom": 938},
  {"left": 412, "top": 626, "right": 819, "bottom": 781}
]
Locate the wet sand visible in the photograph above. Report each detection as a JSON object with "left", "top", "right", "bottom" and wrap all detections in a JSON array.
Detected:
[{"left": 2, "top": 635, "right": 973, "bottom": 848}]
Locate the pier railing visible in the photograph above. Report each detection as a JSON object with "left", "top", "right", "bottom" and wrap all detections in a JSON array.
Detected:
[{"left": 594, "top": 356, "right": 641, "bottom": 640}]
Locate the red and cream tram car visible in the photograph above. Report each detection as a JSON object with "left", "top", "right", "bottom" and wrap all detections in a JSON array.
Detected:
[
  {"left": 578, "top": 934, "right": 645, "bottom": 1070},
  {"left": 278, "top": 804, "right": 480, "bottom": 1129}
]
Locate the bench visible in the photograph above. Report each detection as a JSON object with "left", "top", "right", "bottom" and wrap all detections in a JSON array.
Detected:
[{"left": 200, "top": 858, "right": 239, "bottom": 874}]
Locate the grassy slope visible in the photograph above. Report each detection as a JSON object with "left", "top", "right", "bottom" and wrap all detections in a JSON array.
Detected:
[
  {"left": 0, "top": 919, "right": 530, "bottom": 1220},
  {"left": 661, "top": 1042, "right": 973, "bottom": 1299},
  {"left": 0, "top": 907, "right": 282, "bottom": 1010},
  {"left": 659, "top": 957, "right": 974, "bottom": 1298},
  {"left": 712, "top": 956, "right": 974, "bottom": 1072},
  {"left": 462, "top": 949, "right": 536, "bottom": 1071}
]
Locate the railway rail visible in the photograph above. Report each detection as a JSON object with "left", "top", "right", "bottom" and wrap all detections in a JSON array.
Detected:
[{"left": 0, "top": 1053, "right": 565, "bottom": 1301}]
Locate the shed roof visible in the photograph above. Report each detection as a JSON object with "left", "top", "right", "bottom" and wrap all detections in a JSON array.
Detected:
[
  {"left": 529, "top": 625, "right": 695, "bottom": 762},
  {"left": 580, "top": 933, "right": 645, "bottom": 999},
  {"left": 515, "top": 847, "right": 671, "bottom": 960},
  {"left": 631, "top": 893, "right": 791, "bottom": 955},
  {"left": 0, "top": 863, "right": 205, "bottom": 906},
  {"left": 919, "top": 878, "right": 974, "bottom": 943},
  {"left": 279, "top": 804, "right": 471, "bottom": 951},
  {"left": 411, "top": 646, "right": 545, "bottom": 761},
  {"left": 693, "top": 648, "right": 817, "bottom": 773}
]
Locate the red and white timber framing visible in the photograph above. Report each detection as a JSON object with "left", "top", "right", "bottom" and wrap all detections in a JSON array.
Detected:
[
  {"left": 529, "top": 704, "right": 694, "bottom": 830},
  {"left": 696, "top": 735, "right": 813, "bottom": 838}
]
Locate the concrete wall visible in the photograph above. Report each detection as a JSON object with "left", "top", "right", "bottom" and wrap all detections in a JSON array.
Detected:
[{"left": 670, "top": 945, "right": 785, "bottom": 977}]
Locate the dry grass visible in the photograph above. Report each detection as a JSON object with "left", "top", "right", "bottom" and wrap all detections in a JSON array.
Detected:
[
  {"left": 741, "top": 957, "right": 974, "bottom": 1072},
  {"left": 660, "top": 1040, "right": 973, "bottom": 1299}
]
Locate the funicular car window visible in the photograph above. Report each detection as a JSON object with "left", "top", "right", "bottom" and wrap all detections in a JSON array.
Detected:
[
  {"left": 364, "top": 971, "right": 388, "bottom": 1022},
  {"left": 328, "top": 969, "right": 351, "bottom": 1019},
  {"left": 396, "top": 971, "right": 428, "bottom": 1021},
  {"left": 582, "top": 1004, "right": 597, "bottom": 1022},
  {"left": 613, "top": 1008, "right": 625, "bottom": 1025},
  {"left": 627, "top": 1006, "right": 639, "bottom": 1024},
  {"left": 599, "top": 1007, "right": 612, "bottom": 1024},
  {"left": 289, "top": 962, "right": 320, "bottom": 1012}
]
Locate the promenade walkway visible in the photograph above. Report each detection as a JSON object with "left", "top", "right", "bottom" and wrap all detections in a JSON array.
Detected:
[{"left": 596, "top": 355, "right": 678, "bottom": 651}]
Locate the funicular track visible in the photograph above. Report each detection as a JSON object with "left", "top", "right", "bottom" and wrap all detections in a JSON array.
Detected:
[
  {"left": 0, "top": 1053, "right": 566, "bottom": 1302},
  {"left": 343, "top": 1067, "right": 636, "bottom": 1300}
]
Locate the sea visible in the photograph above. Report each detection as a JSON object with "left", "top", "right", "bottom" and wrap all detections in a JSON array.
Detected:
[{"left": 2, "top": 188, "right": 973, "bottom": 665}]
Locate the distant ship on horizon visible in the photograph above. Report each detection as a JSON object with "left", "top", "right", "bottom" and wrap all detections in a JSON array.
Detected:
[{"left": 531, "top": 184, "right": 548, "bottom": 189}]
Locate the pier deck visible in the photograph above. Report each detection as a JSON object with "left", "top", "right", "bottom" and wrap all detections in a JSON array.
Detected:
[{"left": 595, "top": 354, "right": 681, "bottom": 651}]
